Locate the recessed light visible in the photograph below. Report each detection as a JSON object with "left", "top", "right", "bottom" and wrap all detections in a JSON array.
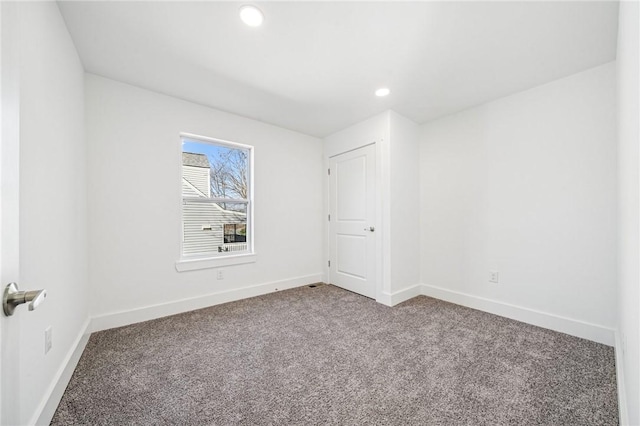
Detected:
[
  {"left": 375, "top": 87, "right": 390, "bottom": 97},
  {"left": 240, "top": 5, "right": 264, "bottom": 27}
]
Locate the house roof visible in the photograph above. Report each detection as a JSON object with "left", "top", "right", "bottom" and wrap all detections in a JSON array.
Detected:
[{"left": 182, "top": 152, "right": 209, "bottom": 168}]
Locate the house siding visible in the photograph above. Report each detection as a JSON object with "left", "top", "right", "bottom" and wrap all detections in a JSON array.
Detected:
[
  {"left": 183, "top": 164, "right": 209, "bottom": 196},
  {"left": 182, "top": 201, "right": 246, "bottom": 256}
]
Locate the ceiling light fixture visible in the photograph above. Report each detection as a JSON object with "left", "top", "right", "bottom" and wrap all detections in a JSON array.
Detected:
[
  {"left": 240, "top": 5, "right": 264, "bottom": 27},
  {"left": 375, "top": 87, "right": 390, "bottom": 97}
]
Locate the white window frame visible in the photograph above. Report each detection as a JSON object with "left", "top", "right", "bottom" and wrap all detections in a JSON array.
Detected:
[{"left": 175, "top": 132, "right": 255, "bottom": 272}]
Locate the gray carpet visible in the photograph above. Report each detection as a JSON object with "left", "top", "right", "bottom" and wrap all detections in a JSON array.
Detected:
[{"left": 51, "top": 284, "right": 618, "bottom": 425}]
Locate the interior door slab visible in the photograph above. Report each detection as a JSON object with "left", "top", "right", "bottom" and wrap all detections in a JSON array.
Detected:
[{"left": 328, "top": 144, "right": 376, "bottom": 299}]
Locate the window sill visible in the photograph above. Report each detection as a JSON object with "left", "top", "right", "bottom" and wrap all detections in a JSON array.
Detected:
[{"left": 175, "top": 253, "right": 256, "bottom": 272}]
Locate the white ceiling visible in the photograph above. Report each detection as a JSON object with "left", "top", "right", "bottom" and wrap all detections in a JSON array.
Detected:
[{"left": 57, "top": 1, "right": 619, "bottom": 137}]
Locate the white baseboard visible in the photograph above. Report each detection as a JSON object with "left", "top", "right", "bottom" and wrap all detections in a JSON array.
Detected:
[
  {"left": 378, "top": 284, "right": 422, "bottom": 307},
  {"left": 90, "top": 274, "right": 323, "bottom": 332},
  {"left": 33, "top": 275, "right": 321, "bottom": 425},
  {"left": 420, "top": 284, "right": 615, "bottom": 346},
  {"left": 615, "top": 330, "right": 629, "bottom": 425},
  {"left": 31, "top": 318, "right": 91, "bottom": 426}
]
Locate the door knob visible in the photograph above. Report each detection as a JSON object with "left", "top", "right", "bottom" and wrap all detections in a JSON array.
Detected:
[{"left": 3, "top": 283, "right": 47, "bottom": 316}]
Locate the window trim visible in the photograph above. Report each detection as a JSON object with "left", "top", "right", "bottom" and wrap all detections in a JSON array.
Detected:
[
  {"left": 175, "top": 253, "right": 256, "bottom": 272},
  {"left": 177, "top": 132, "right": 255, "bottom": 271}
]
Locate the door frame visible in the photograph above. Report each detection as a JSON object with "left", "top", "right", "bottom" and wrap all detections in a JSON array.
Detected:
[
  {"left": 1, "top": 2, "right": 22, "bottom": 423},
  {"left": 324, "top": 137, "right": 389, "bottom": 303}
]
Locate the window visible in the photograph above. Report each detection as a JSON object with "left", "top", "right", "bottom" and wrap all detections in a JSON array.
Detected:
[
  {"left": 179, "top": 134, "right": 253, "bottom": 262},
  {"left": 223, "top": 224, "right": 246, "bottom": 244}
]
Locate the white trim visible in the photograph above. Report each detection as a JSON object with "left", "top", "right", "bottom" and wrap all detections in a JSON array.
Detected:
[
  {"left": 183, "top": 196, "right": 249, "bottom": 204},
  {"left": 420, "top": 284, "right": 615, "bottom": 346},
  {"left": 377, "top": 284, "right": 422, "bottom": 307},
  {"left": 615, "top": 330, "right": 629, "bottom": 425},
  {"left": 378, "top": 285, "right": 616, "bottom": 345},
  {"left": 181, "top": 132, "right": 253, "bottom": 151},
  {"left": 30, "top": 318, "right": 91, "bottom": 426},
  {"left": 176, "top": 253, "right": 256, "bottom": 271},
  {"left": 324, "top": 158, "right": 330, "bottom": 285},
  {"left": 90, "top": 274, "right": 322, "bottom": 332},
  {"left": 373, "top": 113, "right": 392, "bottom": 298},
  {"left": 327, "top": 143, "right": 375, "bottom": 159}
]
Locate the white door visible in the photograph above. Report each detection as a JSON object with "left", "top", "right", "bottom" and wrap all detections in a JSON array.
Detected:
[
  {"left": 328, "top": 144, "right": 376, "bottom": 298},
  {"left": 1, "top": 2, "right": 23, "bottom": 424}
]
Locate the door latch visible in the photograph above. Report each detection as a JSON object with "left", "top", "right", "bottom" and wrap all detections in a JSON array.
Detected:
[{"left": 3, "top": 283, "right": 47, "bottom": 316}]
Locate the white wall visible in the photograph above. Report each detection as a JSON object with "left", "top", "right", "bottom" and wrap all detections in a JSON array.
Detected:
[
  {"left": 616, "top": 1, "right": 639, "bottom": 423},
  {"left": 419, "top": 63, "right": 617, "bottom": 339},
  {"left": 85, "top": 75, "right": 323, "bottom": 322},
  {"left": 16, "top": 2, "right": 89, "bottom": 424},
  {"left": 389, "top": 111, "right": 420, "bottom": 294},
  {"left": 323, "top": 112, "right": 390, "bottom": 159}
]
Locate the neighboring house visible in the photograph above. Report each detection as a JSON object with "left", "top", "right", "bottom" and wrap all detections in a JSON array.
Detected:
[{"left": 182, "top": 152, "right": 247, "bottom": 256}]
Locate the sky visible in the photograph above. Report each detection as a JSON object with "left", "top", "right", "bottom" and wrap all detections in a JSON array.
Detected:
[
  {"left": 182, "top": 138, "right": 249, "bottom": 204},
  {"left": 182, "top": 139, "right": 230, "bottom": 161}
]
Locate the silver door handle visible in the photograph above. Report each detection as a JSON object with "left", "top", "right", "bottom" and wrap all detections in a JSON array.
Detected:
[
  {"left": 3, "top": 283, "right": 47, "bottom": 316},
  {"left": 364, "top": 227, "right": 375, "bottom": 232}
]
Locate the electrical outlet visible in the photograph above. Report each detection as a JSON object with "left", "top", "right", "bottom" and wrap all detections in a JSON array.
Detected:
[
  {"left": 489, "top": 271, "right": 499, "bottom": 284},
  {"left": 45, "top": 326, "right": 52, "bottom": 354},
  {"left": 217, "top": 269, "right": 224, "bottom": 280}
]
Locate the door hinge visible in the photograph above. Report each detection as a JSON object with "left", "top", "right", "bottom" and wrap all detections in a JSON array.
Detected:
[
  {"left": 328, "top": 168, "right": 330, "bottom": 175},
  {"left": 328, "top": 214, "right": 330, "bottom": 221},
  {"left": 328, "top": 260, "right": 331, "bottom": 267}
]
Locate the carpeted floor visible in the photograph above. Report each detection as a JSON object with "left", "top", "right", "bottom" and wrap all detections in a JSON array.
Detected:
[{"left": 51, "top": 284, "right": 618, "bottom": 425}]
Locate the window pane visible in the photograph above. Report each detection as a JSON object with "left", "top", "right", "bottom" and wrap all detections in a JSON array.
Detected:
[
  {"left": 182, "top": 140, "right": 248, "bottom": 200},
  {"left": 182, "top": 201, "right": 248, "bottom": 257},
  {"left": 181, "top": 136, "right": 252, "bottom": 259}
]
